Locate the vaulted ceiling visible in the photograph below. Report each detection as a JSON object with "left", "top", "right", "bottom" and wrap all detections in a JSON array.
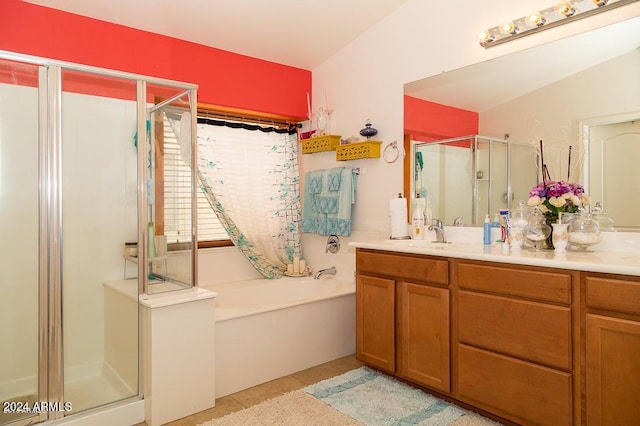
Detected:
[{"left": 24, "top": 0, "right": 410, "bottom": 69}]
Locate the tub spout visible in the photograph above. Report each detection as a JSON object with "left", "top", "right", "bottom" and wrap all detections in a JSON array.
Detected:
[{"left": 314, "top": 266, "right": 336, "bottom": 279}]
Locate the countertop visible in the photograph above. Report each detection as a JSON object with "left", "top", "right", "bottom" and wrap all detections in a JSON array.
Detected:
[{"left": 349, "top": 236, "right": 640, "bottom": 277}]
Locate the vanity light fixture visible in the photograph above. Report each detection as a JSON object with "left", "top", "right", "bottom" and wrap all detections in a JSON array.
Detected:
[{"left": 479, "top": 0, "right": 638, "bottom": 48}]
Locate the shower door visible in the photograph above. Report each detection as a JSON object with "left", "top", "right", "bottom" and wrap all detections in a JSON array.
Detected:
[
  {"left": 60, "top": 69, "right": 141, "bottom": 414},
  {"left": 0, "top": 57, "right": 46, "bottom": 426}
]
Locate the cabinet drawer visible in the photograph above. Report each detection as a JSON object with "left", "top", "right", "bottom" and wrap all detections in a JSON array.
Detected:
[
  {"left": 457, "top": 262, "right": 571, "bottom": 304},
  {"left": 458, "top": 291, "right": 571, "bottom": 370},
  {"left": 585, "top": 275, "right": 640, "bottom": 315},
  {"left": 458, "top": 344, "right": 572, "bottom": 426},
  {"left": 356, "top": 249, "right": 448, "bottom": 285}
]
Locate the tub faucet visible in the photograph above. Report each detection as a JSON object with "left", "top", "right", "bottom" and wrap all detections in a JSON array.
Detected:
[
  {"left": 428, "top": 218, "right": 447, "bottom": 243},
  {"left": 314, "top": 266, "right": 337, "bottom": 279}
]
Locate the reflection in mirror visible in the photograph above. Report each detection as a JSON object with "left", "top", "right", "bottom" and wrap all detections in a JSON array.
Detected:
[
  {"left": 411, "top": 136, "right": 537, "bottom": 226},
  {"left": 404, "top": 16, "right": 640, "bottom": 229},
  {"left": 586, "top": 118, "right": 640, "bottom": 230}
]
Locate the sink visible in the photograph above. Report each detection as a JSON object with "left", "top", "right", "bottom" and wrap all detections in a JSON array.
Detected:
[{"left": 384, "top": 239, "right": 454, "bottom": 249}]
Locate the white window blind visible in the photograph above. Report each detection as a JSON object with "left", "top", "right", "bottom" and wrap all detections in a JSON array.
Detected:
[{"left": 162, "top": 113, "right": 228, "bottom": 243}]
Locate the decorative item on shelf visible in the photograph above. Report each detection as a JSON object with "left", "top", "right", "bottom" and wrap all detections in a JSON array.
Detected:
[
  {"left": 301, "top": 134, "right": 342, "bottom": 153},
  {"left": 336, "top": 140, "right": 382, "bottom": 161},
  {"left": 524, "top": 206, "right": 552, "bottom": 251},
  {"left": 552, "top": 223, "right": 569, "bottom": 254},
  {"left": 526, "top": 140, "right": 591, "bottom": 249},
  {"left": 359, "top": 119, "right": 378, "bottom": 139},
  {"left": 299, "top": 130, "right": 316, "bottom": 140},
  {"left": 509, "top": 200, "right": 530, "bottom": 251},
  {"left": 591, "top": 201, "right": 616, "bottom": 232},
  {"left": 527, "top": 180, "right": 590, "bottom": 249},
  {"left": 567, "top": 209, "right": 603, "bottom": 251},
  {"left": 316, "top": 106, "right": 328, "bottom": 135}
]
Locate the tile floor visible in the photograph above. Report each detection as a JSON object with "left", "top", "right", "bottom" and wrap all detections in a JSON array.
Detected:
[{"left": 139, "top": 354, "right": 363, "bottom": 426}]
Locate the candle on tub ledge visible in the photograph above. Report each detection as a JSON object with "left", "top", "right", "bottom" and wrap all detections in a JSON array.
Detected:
[
  {"left": 287, "top": 263, "right": 294, "bottom": 275},
  {"left": 299, "top": 259, "right": 306, "bottom": 275},
  {"left": 293, "top": 256, "right": 300, "bottom": 274}
]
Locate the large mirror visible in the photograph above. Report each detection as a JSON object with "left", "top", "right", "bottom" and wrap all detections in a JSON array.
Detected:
[{"left": 404, "top": 16, "right": 640, "bottom": 230}]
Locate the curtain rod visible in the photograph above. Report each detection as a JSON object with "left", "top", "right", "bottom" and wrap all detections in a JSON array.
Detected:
[
  {"left": 197, "top": 102, "right": 304, "bottom": 128},
  {"left": 197, "top": 109, "right": 293, "bottom": 128},
  {"left": 197, "top": 116, "right": 299, "bottom": 134}
]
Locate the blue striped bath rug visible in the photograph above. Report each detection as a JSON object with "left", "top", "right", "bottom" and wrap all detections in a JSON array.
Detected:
[{"left": 304, "top": 367, "right": 498, "bottom": 426}]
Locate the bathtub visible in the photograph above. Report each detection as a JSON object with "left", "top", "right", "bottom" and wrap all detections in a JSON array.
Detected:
[{"left": 201, "top": 275, "right": 356, "bottom": 397}]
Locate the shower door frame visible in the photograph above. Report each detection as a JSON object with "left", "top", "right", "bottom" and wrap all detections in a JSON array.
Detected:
[{"left": 0, "top": 49, "right": 198, "bottom": 425}]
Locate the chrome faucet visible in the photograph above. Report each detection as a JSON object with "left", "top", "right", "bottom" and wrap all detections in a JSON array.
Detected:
[
  {"left": 428, "top": 218, "right": 447, "bottom": 243},
  {"left": 453, "top": 216, "right": 464, "bottom": 227},
  {"left": 314, "top": 266, "right": 337, "bottom": 279}
]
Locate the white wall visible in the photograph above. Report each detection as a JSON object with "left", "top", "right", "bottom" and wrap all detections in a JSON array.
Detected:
[
  {"left": 298, "top": 0, "right": 640, "bottom": 274},
  {"left": 480, "top": 48, "right": 640, "bottom": 182}
]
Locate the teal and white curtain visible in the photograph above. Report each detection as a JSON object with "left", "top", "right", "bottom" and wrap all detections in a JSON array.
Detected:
[{"left": 194, "top": 116, "right": 302, "bottom": 278}]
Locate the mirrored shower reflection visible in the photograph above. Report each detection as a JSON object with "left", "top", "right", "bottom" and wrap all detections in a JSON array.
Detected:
[{"left": 412, "top": 135, "right": 538, "bottom": 226}]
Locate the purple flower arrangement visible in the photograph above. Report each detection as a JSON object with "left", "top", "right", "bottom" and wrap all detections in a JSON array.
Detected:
[{"left": 528, "top": 180, "right": 590, "bottom": 221}]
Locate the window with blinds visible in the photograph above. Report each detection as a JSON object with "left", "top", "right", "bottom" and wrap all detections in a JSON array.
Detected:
[{"left": 161, "top": 113, "right": 230, "bottom": 245}]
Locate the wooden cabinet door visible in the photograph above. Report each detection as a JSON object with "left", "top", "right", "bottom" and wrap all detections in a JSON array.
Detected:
[
  {"left": 356, "top": 274, "right": 395, "bottom": 373},
  {"left": 586, "top": 314, "right": 640, "bottom": 426},
  {"left": 397, "top": 281, "right": 450, "bottom": 392}
]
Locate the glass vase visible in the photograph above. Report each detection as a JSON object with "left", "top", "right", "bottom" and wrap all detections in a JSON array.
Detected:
[{"left": 552, "top": 223, "right": 569, "bottom": 253}]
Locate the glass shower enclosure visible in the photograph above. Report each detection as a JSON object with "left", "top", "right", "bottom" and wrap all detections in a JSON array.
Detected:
[{"left": 0, "top": 51, "right": 197, "bottom": 425}]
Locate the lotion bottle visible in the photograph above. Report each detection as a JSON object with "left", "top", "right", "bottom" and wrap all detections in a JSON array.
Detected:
[
  {"left": 483, "top": 214, "right": 491, "bottom": 245},
  {"left": 411, "top": 194, "right": 425, "bottom": 240}
]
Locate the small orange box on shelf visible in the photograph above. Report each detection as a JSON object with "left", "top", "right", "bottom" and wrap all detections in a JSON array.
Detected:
[{"left": 301, "top": 135, "right": 342, "bottom": 154}]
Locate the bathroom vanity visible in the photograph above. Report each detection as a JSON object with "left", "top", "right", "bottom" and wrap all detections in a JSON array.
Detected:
[{"left": 351, "top": 240, "right": 640, "bottom": 426}]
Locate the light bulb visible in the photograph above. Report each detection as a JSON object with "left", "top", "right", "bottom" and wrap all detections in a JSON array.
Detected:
[
  {"left": 555, "top": 1, "right": 576, "bottom": 17},
  {"left": 526, "top": 12, "right": 546, "bottom": 27},
  {"left": 499, "top": 21, "right": 518, "bottom": 35},
  {"left": 592, "top": 0, "right": 608, "bottom": 5},
  {"left": 478, "top": 30, "right": 494, "bottom": 44}
]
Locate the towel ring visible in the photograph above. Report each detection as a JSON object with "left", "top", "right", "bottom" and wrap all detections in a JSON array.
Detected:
[{"left": 383, "top": 141, "right": 399, "bottom": 163}]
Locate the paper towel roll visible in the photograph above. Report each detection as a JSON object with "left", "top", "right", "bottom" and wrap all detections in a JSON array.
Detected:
[{"left": 389, "top": 197, "right": 409, "bottom": 239}]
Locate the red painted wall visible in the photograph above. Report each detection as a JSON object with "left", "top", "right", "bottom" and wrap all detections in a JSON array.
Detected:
[
  {"left": 0, "top": 0, "right": 311, "bottom": 119},
  {"left": 404, "top": 95, "right": 478, "bottom": 145}
]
